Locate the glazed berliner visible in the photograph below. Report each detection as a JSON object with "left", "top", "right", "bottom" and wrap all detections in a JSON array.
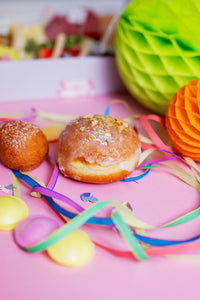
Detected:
[
  {"left": 57, "top": 114, "right": 141, "bottom": 183},
  {"left": 0, "top": 120, "right": 49, "bottom": 171}
]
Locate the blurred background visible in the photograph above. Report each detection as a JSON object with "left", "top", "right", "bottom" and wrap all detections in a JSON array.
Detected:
[
  {"left": 0, "top": 0, "right": 130, "bottom": 59},
  {"left": 0, "top": 0, "right": 129, "bottom": 26},
  {"left": 0, "top": 0, "right": 131, "bottom": 100}
]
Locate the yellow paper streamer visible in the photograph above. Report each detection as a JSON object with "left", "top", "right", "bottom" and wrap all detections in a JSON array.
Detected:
[
  {"left": 138, "top": 148, "right": 155, "bottom": 165},
  {"left": 160, "top": 161, "right": 200, "bottom": 193},
  {"left": 183, "top": 157, "right": 200, "bottom": 183},
  {"left": 109, "top": 99, "right": 133, "bottom": 119},
  {"left": 21, "top": 171, "right": 46, "bottom": 198}
]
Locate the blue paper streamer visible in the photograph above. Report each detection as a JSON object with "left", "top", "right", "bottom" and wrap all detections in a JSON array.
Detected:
[
  {"left": 104, "top": 104, "right": 110, "bottom": 116},
  {"left": 12, "top": 170, "right": 200, "bottom": 247},
  {"left": 121, "top": 168, "right": 150, "bottom": 182}
]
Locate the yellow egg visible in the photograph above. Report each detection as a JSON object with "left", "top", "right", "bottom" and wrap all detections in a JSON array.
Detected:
[
  {"left": 0, "top": 196, "right": 28, "bottom": 230},
  {"left": 47, "top": 230, "right": 95, "bottom": 267}
]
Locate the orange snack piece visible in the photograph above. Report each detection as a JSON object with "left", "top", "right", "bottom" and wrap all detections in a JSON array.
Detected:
[
  {"left": 0, "top": 120, "right": 49, "bottom": 171},
  {"left": 165, "top": 78, "right": 200, "bottom": 161},
  {"left": 57, "top": 114, "right": 141, "bottom": 184}
]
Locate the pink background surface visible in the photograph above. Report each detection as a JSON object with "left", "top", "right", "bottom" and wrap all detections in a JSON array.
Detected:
[{"left": 0, "top": 94, "right": 200, "bottom": 300}]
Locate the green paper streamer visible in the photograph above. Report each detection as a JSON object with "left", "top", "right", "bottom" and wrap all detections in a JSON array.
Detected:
[
  {"left": 111, "top": 211, "right": 148, "bottom": 261},
  {"left": 164, "top": 207, "right": 200, "bottom": 228}
]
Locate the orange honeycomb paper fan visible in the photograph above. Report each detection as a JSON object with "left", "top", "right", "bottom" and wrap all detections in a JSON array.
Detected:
[{"left": 166, "top": 78, "right": 200, "bottom": 162}]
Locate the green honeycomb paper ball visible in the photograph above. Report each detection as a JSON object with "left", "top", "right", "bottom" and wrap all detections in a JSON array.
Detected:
[{"left": 115, "top": 0, "right": 200, "bottom": 115}]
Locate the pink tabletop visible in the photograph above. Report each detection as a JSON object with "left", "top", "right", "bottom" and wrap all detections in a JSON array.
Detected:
[{"left": 0, "top": 93, "right": 200, "bottom": 300}]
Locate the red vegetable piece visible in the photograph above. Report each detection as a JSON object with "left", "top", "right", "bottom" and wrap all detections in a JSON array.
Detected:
[
  {"left": 69, "top": 46, "right": 80, "bottom": 56},
  {"left": 39, "top": 47, "right": 52, "bottom": 58}
]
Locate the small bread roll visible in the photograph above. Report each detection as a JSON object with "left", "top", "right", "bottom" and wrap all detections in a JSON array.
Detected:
[
  {"left": 57, "top": 115, "right": 141, "bottom": 183},
  {"left": 0, "top": 120, "right": 49, "bottom": 171}
]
